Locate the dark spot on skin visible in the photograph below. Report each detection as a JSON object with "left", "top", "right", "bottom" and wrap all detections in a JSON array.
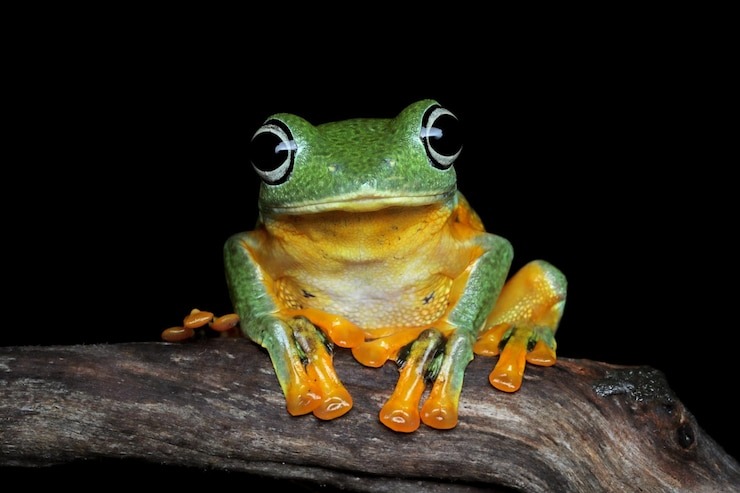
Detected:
[
  {"left": 302, "top": 289, "right": 316, "bottom": 298},
  {"left": 423, "top": 292, "right": 435, "bottom": 304},
  {"left": 676, "top": 422, "right": 695, "bottom": 449}
]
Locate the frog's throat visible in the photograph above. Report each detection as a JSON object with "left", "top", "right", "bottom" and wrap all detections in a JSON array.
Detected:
[{"left": 264, "top": 190, "right": 456, "bottom": 215}]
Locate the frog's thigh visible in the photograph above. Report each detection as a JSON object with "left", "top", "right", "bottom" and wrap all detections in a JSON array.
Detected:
[{"left": 474, "top": 260, "right": 567, "bottom": 392}]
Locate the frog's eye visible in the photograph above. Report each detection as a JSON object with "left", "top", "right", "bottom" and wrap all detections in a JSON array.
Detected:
[
  {"left": 250, "top": 119, "right": 297, "bottom": 185},
  {"left": 420, "top": 105, "right": 462, "bottom": 170}
]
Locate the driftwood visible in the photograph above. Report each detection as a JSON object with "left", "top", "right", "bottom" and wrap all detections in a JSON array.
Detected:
[{"left": 1, "top": 339, "right": 738, "bottom": 492}]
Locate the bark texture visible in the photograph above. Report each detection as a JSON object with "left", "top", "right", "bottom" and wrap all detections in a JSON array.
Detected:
[{"left": 1, "top": 339, "right": 738, "bottom": 492}]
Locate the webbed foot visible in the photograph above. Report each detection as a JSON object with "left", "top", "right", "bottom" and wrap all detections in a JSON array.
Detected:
[
  {"left": 289, "top": 316, "right": 353, "bottom": 420},
  {"left": 379, "top": 329, "right": 445, "bottom": 432},
  {"left": 163, "top": 310, "right": 352, "bottom": 420},
  {"left": 241, "top": 314, "right": 355, "bottom": 420},
  {"left": 474, "top": 260, "right": 566, "bottom": 392},
  {"left": 379, "top": 329, "right": 473, "bottom": 432}
]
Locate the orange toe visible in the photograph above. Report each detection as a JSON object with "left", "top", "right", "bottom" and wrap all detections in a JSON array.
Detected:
[
  {"left": 291, "top": 308, "right": 365, "bottom": 348},
  {"left": 352, "top": 339, "right": 394, "bottom": 367},
  {"left": 421, "top": 399, "right": 458, "bottom": 430},
  {"left": 285, "top": 382, "right": 322, "bottom": 416},
  {"left": 210, "top": 313, "right": 240, "bottom": 332},
  {"left": 526, "top": 339, "right": 557, "bottom": 366},
  {"left": 183, "top": 309, "right": 214, "bottom": 329},
  {"left": 313, "top": 389, "right": 353, "bottom": 420},
  {"left": 305, "top": 346, "right": 353, "bottom": 420},
  {"left": 353, "top": 328, "right": 427, "bottom": 367},
  {"left": 489, "top": 339, "right": 527, "bottom": 392},
  {"left": 379, "top": 359, "right": 426, "bottom": 432},
  {"left": 380, "top": 401, "right": 421, "bottom": 433},
  {"left": 474, "top": 323, "right": 511, "bottom": 356},
  {"left": 161, "top": 326, "right": 195, "bottom": 342}
]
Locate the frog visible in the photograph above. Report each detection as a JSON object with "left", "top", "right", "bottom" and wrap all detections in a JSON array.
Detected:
[{"left": 163, "top": 99, "right": 567, "bottom": 433}]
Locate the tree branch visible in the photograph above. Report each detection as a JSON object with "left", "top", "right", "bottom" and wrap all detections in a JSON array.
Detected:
[{"left": 1, "top": 339, "right": 738, "bottom": 492}]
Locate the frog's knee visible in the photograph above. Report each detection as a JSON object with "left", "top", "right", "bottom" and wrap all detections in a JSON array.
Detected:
[
  {"left": 487, "top": 260, "right": 566, "bottom": 331},
  {"left": 519, "top": 260, "right": 567, "bottom": 301}
]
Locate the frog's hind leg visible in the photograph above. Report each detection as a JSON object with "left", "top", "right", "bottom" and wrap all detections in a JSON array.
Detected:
[{"left": 474, "top": 260, "right": 567, "bottom": 392}]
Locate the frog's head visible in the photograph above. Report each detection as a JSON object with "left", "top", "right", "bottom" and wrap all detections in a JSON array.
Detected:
[{"left": 250, "top": 99, "right": 461, "bottom": 215}]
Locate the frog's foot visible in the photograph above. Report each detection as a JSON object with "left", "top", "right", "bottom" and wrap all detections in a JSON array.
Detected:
[
  {"left": 161, "top": 308, "right": 241, "bottom": 342},
  {"left": 290, "top": 317, "right": 353, "bottom": 419},
  {"left": 473, "top": 260, "right": 566, "bottom": 392},
  {"left": 380, "top": 329, "right": 446, "bottom": 432},
  {"left": 258, "top": 316, "right": 353, "bottom": 419},
  {"left": 380, "top": 329, "right": 474, "bottom": 432},
  {"left": 264, "top": 316, "right": 353, "bottom": 420},
  {"left": 475, "top": 323, "right": 557, "bottom": 392}
]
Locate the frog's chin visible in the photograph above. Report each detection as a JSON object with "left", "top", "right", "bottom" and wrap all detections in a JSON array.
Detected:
[{"left": 267, "top": 192, "right": 455, "bottom": 215}]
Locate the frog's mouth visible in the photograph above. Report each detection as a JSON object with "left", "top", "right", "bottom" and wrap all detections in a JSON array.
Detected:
[{"left": 266, "top": 191, "right": 455, "bottom": 215}]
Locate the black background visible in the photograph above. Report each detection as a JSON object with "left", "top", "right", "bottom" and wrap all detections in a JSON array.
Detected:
[{"left": 3, "top": 24, "right": 737, "bottom": 480}]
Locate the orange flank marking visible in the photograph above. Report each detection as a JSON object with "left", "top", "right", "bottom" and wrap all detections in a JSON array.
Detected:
[
  {"left": 352, "top": 327, "right": 429, "bottom": 367},
  {"left": 284, "top": 308, "right": 365, "bottom": 348}
]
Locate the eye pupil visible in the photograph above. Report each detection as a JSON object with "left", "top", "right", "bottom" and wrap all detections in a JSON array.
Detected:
[
  {"left": 429, "top": 113, "right": 462, "bottom": 156},
  {"left": 421, "top": 105, "right": 462, "bottom": 170},
  {"left": 250, "top": 119, "right": 296, "bottom": 185},
  {"left": 251, "top": 131, "right": 287, "bottom": 172}
]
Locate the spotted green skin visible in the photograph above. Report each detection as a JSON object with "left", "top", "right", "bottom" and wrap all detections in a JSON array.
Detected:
[{"left": 256, "top": 100, "right": 458, "bottom": 212}]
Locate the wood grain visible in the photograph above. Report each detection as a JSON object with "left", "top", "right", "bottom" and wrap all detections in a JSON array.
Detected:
[{"left": 1, "top": 339, "right": 738, "bottom": 492}]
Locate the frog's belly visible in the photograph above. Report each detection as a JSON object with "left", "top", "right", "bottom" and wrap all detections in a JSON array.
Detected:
[{"left": 274, "top": 271, "right": 453, "bottom": 330}]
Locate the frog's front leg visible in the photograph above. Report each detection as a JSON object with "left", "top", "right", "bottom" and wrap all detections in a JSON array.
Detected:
[
  {"left": 474, "top": 260, "right": 567, "bottom": 392},
  {"left": 377, "top": 233, "right": 514, "bottom": 432},
  {"left": 224, "top": 233, "right": 352, "bottom": 420}
]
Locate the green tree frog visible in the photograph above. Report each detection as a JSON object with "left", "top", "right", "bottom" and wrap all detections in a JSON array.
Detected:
[{"left": 163, "top": 100, "right": 567, "bottom": 433}]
